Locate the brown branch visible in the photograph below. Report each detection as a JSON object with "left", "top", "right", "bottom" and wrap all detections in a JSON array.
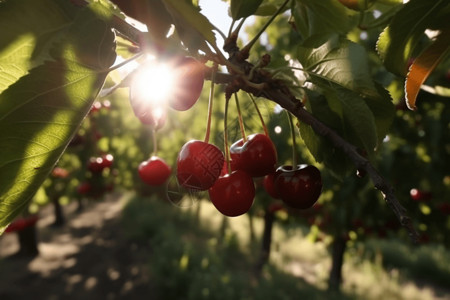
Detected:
[{"left": 262, "top": 89, "right": 419, "bottom": 243}]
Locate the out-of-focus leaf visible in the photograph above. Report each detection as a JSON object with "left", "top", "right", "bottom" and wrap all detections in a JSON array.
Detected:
[
  {"left": 0, "top": 3, "right": 116, "bottom": 234},
  {"left": 230, "top": 0, "right": 263, "bottom": 20},
  {"left": 376, "top": 0, "right": 448, "bottom": 76},
  {"left": 298, "top": 33, "right": 378, "bottom": 98},
  {"left": 293, "top": 0, "right": 356, "bottom": 39},
  {"left": 162, "top": 0, "right": 216, "bottom": 53},
  {"left": 405, "top": 30, "right": 450, "bottom": 110}
]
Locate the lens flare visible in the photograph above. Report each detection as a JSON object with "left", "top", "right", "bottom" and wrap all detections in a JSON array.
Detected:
[{"left": 133, "top": 62, "right": 174, "bottom": 106}]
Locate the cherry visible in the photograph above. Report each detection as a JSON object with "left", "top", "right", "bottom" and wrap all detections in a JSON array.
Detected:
[
  {"left": 274, "top": 164, "right": 322, "bottom": 209},
  {"left": 230, "top": 133, "right": 277, "bottom": 177},
  {"left": 138, "top": 156, "right": 171, "bottom": 186},
  {"left": 208, "top": 170, "right": 255, "bottom": 217},
  {"left": 87, "top": 157, "right": 105, "bottom": 173},
  {"left": 410, "top": 188, "right": 432, "bottom": 202},
  {"left": 268, "top": 202, "right": 285, "bottom": 213},
  {"left": 169, "top": 57, "right": 205, "bottom": 111},
  {"left": 263, "top": 172, "right": 279, "bottom": 199},
  {"left": 51, "top": 167, "right": 69, "bottom": 179},
  {"left": 77, "top": 182, "right": 92, "bottom": 195},
  {"left": 129, "top": 81, "right": 167, "bottom": 129},
  {"left": 176, "top": 140, "right": 224, "bottom": 191},
  {"left": 101, "top": 154, "right": 114, "bottom": 169}
]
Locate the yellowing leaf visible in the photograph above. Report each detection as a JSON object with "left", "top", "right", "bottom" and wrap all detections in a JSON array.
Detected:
[{"left": 405, "top": 30, "right": 450, "bottom": 110}]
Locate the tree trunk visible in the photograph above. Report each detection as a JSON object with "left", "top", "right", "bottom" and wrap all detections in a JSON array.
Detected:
[
  {"left": 76, "top": 197, "right": 84, "bottom": 213},
  {"left": 328, "top": 234, "right": 347, "bottom": 292},
  {"left": 52, "top": 196, "right": 65, "bottom": 227},
  {"left": 254, "top": 210, "right": 275, "bottom": 275},
  {"left": 248, "top": 212, "right": 256, "bottom": 244},
  {"left": 17, "top": 225, "right": 39, "bottom": 257}
]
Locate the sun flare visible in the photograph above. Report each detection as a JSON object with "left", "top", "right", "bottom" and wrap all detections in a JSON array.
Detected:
[{"left": 132, "top": 61, "right": 175, "bottom": 106}]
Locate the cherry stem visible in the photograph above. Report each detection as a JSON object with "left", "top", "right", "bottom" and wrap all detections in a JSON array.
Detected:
[
  {"left": 151, "top": 128, "right": 158, "bottom": 156},
  {"left": 249, "top": 94, "right": 269, "bottom": 136},
  {"left": 241, "top": 0, "right": 290, "bottom": 54},
  {"left": 204, "top": 64, "right": 217, "bottom": 144},
  {"left": 224, "top": 97, "right": 231, "bottom": 174},
  {"left": 286, "top": 111, "right": 298, "bottom": 167},
  {"left": 234, "top": 93, "right": 247, "bottom": 142}
]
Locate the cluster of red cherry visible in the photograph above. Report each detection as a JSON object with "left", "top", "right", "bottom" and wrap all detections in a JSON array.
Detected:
[{"left": 132, "top": 57, "right": 323, "bottom": 217}]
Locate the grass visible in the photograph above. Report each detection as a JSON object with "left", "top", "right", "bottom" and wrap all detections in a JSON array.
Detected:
[{"left": 121, "top": 194, "right": 450, "bottom": 300}]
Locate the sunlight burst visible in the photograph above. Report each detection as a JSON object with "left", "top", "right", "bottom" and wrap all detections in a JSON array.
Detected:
[{"left": 133, "top": 62, "right": 175, "bottom": 106}]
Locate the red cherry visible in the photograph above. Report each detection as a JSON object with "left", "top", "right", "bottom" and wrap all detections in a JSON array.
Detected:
[
  {"left": 90, "top": 101, "right": 102, "bottom": 113},
  {"left": 268, "top": 202, "right": 284, "bottom": 213},
  {"left": 101, "top": 154, "right": 114, "bottom": 169},
  {"left": 230, "top": 133, "right": 277, "bottom": 177},
  {"left": 129, "top": 82, "right": 167, "bottom": 129},
  {"left": 77, "top": 182, "right": 92, "bottom": 195},
  {"left": 208, "top": 170, "right": 255, "bottom": 217},
  {"left": 410, "top": 188, "right": 432, "bottom": 202},
  {"left": 87, "top": 157, "right": 105, "bottom": 173},
  {"left": 263, "top": 172, "right": 279, "bottom": 199},
  {"left": 274, "top": 164, "right": 322, "bottom": 209},
  {"left": 437, "top": 203, "right": 450, "bottom": 215},
  {"left": 138, "top": 156, "right": 171, "bottom": 186},
  {"left": 176, "top": 140, "right": 224, "bottom": 191},
  {"left": 51, "top": 167, "right": 69, "bottom": 179},
  {"left": 169, "top": 57, "right": 204, "bottom": 111}
]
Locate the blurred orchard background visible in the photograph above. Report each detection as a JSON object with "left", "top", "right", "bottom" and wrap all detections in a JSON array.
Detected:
[{"left": 0, "top": 0, "right": 449, "bottom": 299}]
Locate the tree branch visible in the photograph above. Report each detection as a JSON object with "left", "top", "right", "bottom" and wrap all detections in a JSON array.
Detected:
[{"left": 262, "top": 89, "right": 419, "bottom": 243}]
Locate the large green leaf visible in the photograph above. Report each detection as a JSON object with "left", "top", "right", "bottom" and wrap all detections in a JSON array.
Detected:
[
  {"left": 0, "top": 0, "right": 77, "bottom": 93},
  {"left": 293, "top": 0, "right": 356, "bottom": 39},
  {"left": 230, "top": 0, "right": 263, "bottom": 20},
  {"left": 0, "top": 3, "right": 116, "bottom": 234},
  {"left": 162, "top": 0, "right": 217, "bottom": 53},
  {"left": 376, "top": 0, "right": 448, "bottom": 76},
  {"left": 298, "top": 33, "right": 378, "bottom": 98}
]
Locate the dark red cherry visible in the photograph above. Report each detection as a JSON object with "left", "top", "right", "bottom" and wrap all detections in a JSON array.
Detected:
[
  {"left": 101, "top": 154, "right": 114, "bottom": 169},
  {"left": 176, "top": 140, "right": 224, "bottom": 191},
  {"left": 88, "top": 157, "right": 105, "bottom": 173},
  {"left": 274, "top": 164, "right": 322, "bottom": 209},
  {"left": 263, "top": 172, "right": 279, "bottom": 199},
  {"left": 77, "top": 182, "right": 92, "bottom": 195},
  {"left": 208, "top": 170, "right": 255, "bottom": 217},
  {"left": 230, "top": 133, "right": 277, "bottom": 177},
  {"left": 169, "top": 57, "right": 205, "bottom": 111},
  {"left": 129, "top": 82, "right": 167, "bottom": 129},
  {"left": 410, "top": 188, "right": 432, "bottom": 202},
  {"left": 138, "top": 156, "right": 171, "bottom": 186}
]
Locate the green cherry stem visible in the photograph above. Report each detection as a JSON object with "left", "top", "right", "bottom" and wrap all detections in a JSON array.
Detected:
[
  {"left": 204, "top": 64, "right": 217, "bottom": 144},
  {"left": 224, "top": 97, "right": 232, "bottom": 174},
  {"left": 151, "top": 128, "right": 158, "bottom": 156},
  {"left": 286, "top": 110, "right": 298, "bottom": 167},
  {"left": 249, "top": 94, "right": 269, "bottom": 136},
  {"left": 234, "top": 93, "right": 247, "bottom": 142},
  {"left": 240, "top": 0, "right": 290, "bottom": 54}
]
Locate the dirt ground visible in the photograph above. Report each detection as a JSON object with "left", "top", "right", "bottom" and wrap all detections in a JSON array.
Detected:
[{"left": 0, "top": 193, "right": 156, "bottom": 300}]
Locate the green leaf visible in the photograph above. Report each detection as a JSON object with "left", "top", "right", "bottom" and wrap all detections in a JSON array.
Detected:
[
  {"left": 298, "top": 91, "right": 354, "bottom": 178},
  {"left": 298, "top": 33, "right": 378, "bottom": 98},
  {"left": 293, "top": 0, "right": 357, "bottom": 39},
  {"left": 365, "top": 83, "right": 395, "bottom": 148},
  {"left": 376, "top": 0, "right": 448, "bottom": 76},
  {"left": 0, "top": 0, "right": 78, "bottom": 93},
  {"left": 0, "top": 3, "right": 116, "bottom": 234},
  {"left": 230, "top": 0, "right": 263, "bottom": 20},
  {"left": 162, "top": 0, "right": 217, "bottom": 53}
]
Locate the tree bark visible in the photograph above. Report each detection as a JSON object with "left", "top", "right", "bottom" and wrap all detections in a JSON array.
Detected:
[
  {"left": 17, "top": 225, "right": 39, "bottom": 257},
  {"left": 255, "top": 210, "right": 275, "bottom": 275},
  {"left": 52, "top": 196, "right": 65, "bottom": 227},
  {"left": 328, "top": 235, "right": 347, "bottom": 292}
]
